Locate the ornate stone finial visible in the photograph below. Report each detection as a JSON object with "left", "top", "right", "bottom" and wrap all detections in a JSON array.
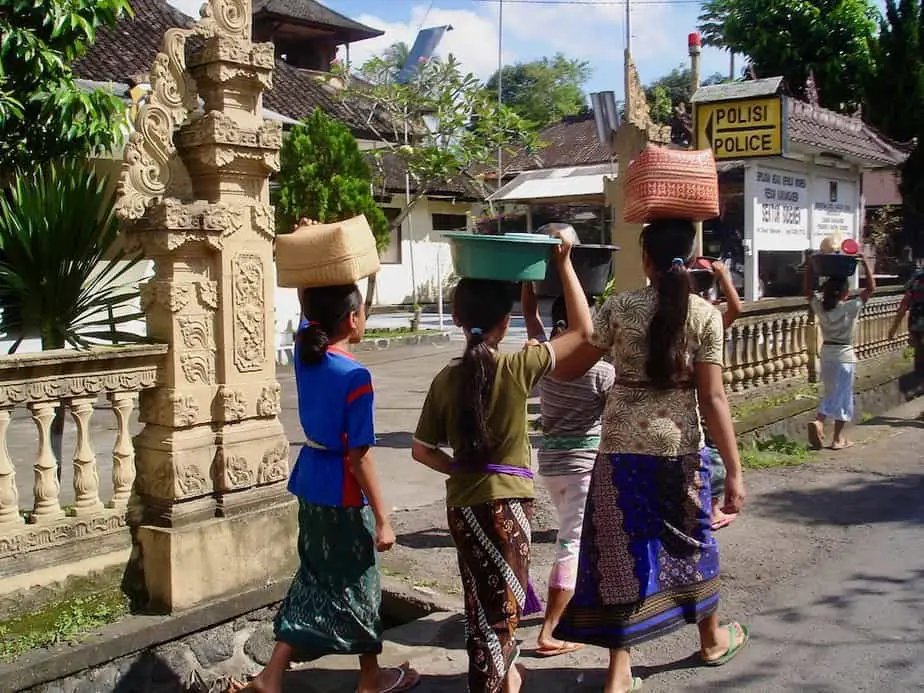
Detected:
[
  {"left": 624, "top": 55, "right": 653, "bottom": 131},
  {"left": 197, "top": 0, "right": 252, "bottom": 40},
  {"left": 805, "top": 69, "right": 820, "bottom": 107}
]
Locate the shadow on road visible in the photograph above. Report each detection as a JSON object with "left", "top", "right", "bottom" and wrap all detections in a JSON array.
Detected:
[{"left": 756, "top": 471, "right": 924, "bottom": 527}]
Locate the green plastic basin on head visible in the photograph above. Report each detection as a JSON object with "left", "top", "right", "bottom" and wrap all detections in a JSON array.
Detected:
[{"left": 444, "top": 232, "right": 562, "bottom": 282}]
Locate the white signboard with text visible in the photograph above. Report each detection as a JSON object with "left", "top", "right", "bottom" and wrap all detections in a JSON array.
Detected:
[
  {"left": 810, "top": 177, "right": 857, "bottom": 249},
  {"left": 752, "top": 167, "right": 810, "bottom": 251}
]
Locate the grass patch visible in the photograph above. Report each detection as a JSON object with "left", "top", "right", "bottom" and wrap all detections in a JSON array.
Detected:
[
  {"left": 740, "top": 434, "right": 815, "bottom": 469},
  {"left": 732, "top": 384, "right": 819, "bottom": 423},
  {"left": 0, "top": 588, "right": 128, "bottom": 662},
  {"left": 363, "top": 328, "right": 439, "bottom": 340}
]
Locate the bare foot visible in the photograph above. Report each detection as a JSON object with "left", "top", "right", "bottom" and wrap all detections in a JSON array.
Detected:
[
  {"left": 503, "top": 663, "right": 525, "bottom": 693},
  {"left": 808, "top": 420, "right": 825, "bottom": 450},
  {"left": 236, "top": 674, "right": 278, "bottom": 693},
  {"left": 604, "top": 673, "right": 642, "bottom": 693}
]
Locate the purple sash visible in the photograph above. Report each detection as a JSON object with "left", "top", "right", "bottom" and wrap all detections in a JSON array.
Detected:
[
  {"left": 450, "top": 462, "right": 542, "bottom": 614},
  {"left": 451, "top": 463, "right": 534, "bottom": 479}
]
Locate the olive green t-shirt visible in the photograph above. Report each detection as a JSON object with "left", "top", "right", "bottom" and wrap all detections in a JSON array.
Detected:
[{"left": 414, "top": 343, "right": 554, "bottom": 507}]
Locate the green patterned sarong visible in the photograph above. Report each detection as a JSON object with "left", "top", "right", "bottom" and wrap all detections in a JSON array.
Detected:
[{"left": 274, "top": 501, "right": 383, "bottom": 657}]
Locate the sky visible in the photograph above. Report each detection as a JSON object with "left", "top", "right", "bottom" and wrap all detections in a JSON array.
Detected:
[{"left": 166, "top": 0, "right": 739, "bottom": 102}]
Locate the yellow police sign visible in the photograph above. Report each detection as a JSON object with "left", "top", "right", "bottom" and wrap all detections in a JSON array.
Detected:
[{"left": 695, "top": 96, "right": 784, "bottom": 160}]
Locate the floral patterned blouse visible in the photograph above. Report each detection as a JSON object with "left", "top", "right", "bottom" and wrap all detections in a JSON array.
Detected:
[{"left": 591, "top": 286, "right": 725, "bottom": 457}]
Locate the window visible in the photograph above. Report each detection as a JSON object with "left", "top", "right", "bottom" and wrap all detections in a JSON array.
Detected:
[
  {"left": 431, "top": 213, "right": 468, "bottom": 232},
  {"left": 380, "top": 208, "right": 402, "bottom": 264}
]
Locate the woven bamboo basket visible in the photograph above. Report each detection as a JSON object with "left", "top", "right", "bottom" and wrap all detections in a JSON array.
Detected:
[
  {"left": 275, "top": 215, "right": 381, "bottom": 288},
  {"left": 624, "top": 146, "right": 720, "bottom": 223}
]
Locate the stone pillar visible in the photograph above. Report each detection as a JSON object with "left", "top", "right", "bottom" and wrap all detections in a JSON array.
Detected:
[
  {"left": 606, "top": 55, "right": 652, "bottom": 293},
  {"left": 116, "top": 0, "right": 294, "bottom": 612}
]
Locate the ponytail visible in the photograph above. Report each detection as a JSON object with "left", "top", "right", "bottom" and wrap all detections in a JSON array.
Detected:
[
  {"left": 640, "top": 220, "right": 696, "bottom": 389},
  {"left": 821, "top": 277, "right": 847, "bottom": 312},
  {"left": 452, "top": 278, "right": 516, "bottom": 467},
  {"left": 297, "top": 284, "right": 362, "bottom": 366},
  {"left": 457, "top": 328, "right": 499, "bottom": 464},
  {"left": 647, "top": 259, "right": 692, "bottom": 388}
]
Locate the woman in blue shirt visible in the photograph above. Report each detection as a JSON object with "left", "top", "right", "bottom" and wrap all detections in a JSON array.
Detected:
[{"left": 247, "top": 284, "right": 419, "bottom": 693}]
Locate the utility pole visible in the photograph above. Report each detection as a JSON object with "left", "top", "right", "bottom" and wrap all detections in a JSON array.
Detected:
[
  {"left": 497, "top": 0, "right": 504, "bottom": 233},
  {"left": 689, "top": 31, "right": 704, "bottom": 256}
]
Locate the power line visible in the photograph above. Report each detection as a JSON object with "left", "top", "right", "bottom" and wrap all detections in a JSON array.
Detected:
[{"left": 473, "top": 0, "right": 702, "bottom": 5}]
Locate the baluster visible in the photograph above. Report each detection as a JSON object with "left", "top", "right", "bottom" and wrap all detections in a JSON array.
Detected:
[
  {"left": 770, "top": 319, "right": 783, "bottom": 382},
  {"left": 754, "top": 321, "right": 768, "bottom": 384},
  {"left": 0, "top": 407, "right": 22, "bottom": 525},
  {"left": 794, "top": 314, "right": 808, "bottom": 379},
  {"left": 109, "top": 392, "right": 137, "bottom": 510},
  {"left": 70, "top": 397, "right": 103, "bottom": 515},
  {"left": 29, "top": 401, "right": 64, "bottom": 522},
  {"left": 728, "top": 323, "right": 744, "bottom": 392},
  {"left": 780, "top": 316, "right": 794, "bottom": 379},
  {"left": 742, "top": 323, "right": 756, "bottom": 390}
]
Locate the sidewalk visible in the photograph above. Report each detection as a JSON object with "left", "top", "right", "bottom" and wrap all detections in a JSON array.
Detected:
[{"left": 274, "top": 397, "right": 924, "bottom": 692}]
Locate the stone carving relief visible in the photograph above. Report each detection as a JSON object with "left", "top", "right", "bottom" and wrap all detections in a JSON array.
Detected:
[
  {"left": 250, "top": 204, "right": 275, "bottom": 241},
  {"left": 197, "top": 0, "right": 253, "bottom": 40},
  {"left": 624, "top": 56, "right": 653, "bottom": 131},
  {"left": 219, "top": 386, "right": 247, "bottom": 421},
  {"left": 202, "top": 203, "right": 245, "bottom": 238},
  {"left": 178, "top": 315, "right": 213, "bottom": 350},
  {"left": 141, "top": 282, "right": 192, "bottom": 313},
  {"left": 141, "top": 391, "right": 200, "bottom": 427},
  {"left": 257, "top": 439, "right": 289, "bottom": 485},
  {"left": 0, "top": 368, "right": 158, "bottom": 409},
  {"left": 256, "top": 383, "right": 281, "bottom": 417},
  {"left": 180, "top": 353, "right": 215, "bottom": 385},
  {"left": 176, "top": 463, "right": 209, "bottom": 497},
  {"left": 216, "top": 449, "right": 254, "bottom": 489},
  {"left": 232, "top": 254, "right": 266, "bottom": 372},
  {"left": 0, "top": 513, "right": 125, "bottom": 559}
]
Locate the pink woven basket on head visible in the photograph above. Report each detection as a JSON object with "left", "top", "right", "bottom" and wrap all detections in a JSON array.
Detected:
[
  {"left": 275, "top": 215, "right": 381, "bottom": 288},
  {"left": 623, "top": 146, "right": 720, "bottom": 223}
]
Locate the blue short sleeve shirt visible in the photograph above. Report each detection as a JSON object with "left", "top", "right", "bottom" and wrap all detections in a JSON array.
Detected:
[{"left": 287, "top": 329, "right": 376, "bottom": 507}]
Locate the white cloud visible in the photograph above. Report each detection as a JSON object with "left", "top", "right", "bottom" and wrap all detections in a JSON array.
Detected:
[{"left": 342, "top": 6, "right": 508, "bottom": 80}]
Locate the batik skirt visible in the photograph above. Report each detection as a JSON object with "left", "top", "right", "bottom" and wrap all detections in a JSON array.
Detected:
[
  {"left": 553, "top": 450, "right": 721, "bottom": 649},
  {"left": 448, "top": 499, "right": 533, "bottom": 693},
  {"left": 274, "top": 500, "right": 383, "bottom": 657}
]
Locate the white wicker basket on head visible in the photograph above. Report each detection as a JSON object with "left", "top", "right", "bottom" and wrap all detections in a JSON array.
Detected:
[{"left": 275, "top": 215, "right": 381, "bottom": 288}]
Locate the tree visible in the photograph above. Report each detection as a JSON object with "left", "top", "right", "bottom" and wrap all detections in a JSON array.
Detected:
[
  {"left": 699, "top": 0, "right": 879, "bottom": 113},
  {"left": 867, "top": 0, "right": 924, "bottom": 142},
  {"left": 0, "top": 0, "right": 133, "bottom": 171},
  {"left": 484, "top": 54, "right": 591, "bottom": 128},
  {"left": 334, "top": 53, "right": 539, "bottom": 305},
  {"left": 644, "top": 66, "right": 726, "bottom": 122},
  {"left": 274, "top": 109, "right": 389, "bottom": 248}
]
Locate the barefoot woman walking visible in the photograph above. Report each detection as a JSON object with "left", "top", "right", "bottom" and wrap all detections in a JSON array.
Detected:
[{"left": 551, "top": 220, "right": 750, "bottom": 692}]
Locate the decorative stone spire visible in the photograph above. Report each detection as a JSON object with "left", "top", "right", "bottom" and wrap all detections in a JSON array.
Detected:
[{"left": 117, "top": 0, "right": 291, "bottom": 611}]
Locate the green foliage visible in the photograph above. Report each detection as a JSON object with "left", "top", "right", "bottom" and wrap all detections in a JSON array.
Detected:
[
  {"left": 274, "top": 109, "right": 390, "bottom": 251},
  {"left": 0, "top": 0, "right": 133, "bottom": 170},
  {"left": 0, "top": 589, "right": 128, "bottom": 661},
  {"left": 336, "top": 52, "right": 539, "bottom": 224},
  {"left": 740, "top": 435, "right": 813, "bottom": 468},
  {"left": 0, "top": 160, "right": 144, "bottom": 351},
  {"left": 484, "top": 54, "right": 592, "bottom": 128},
  {"left": 867, "top": 0, "right": 924, "bottom": 142},
  {"left": 644, "top": 65, "right": 726, "bottom": 124},
  {"left": 698, "top": 0, "right": 879, "bottom": 113}
]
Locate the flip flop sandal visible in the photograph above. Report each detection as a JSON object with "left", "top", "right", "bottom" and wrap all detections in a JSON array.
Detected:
[
  {"left": 377, "top": 662, "right": 420, "bottom": 693},
  {"left": 830, "top": 441, "right": 855, "bottom": 450},
  {"left": 628, "top": 676, "right": 644, "bottom": 691},
  {"left": 702, "top": 623, "right": 750, "bottom": 667},
  {"left": 535, "top": 641, "right": 584, "bottom": 657}
]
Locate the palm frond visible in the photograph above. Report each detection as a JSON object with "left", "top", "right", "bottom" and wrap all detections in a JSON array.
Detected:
[{"left": 0, "top": 159, "right": 145, "bottom": 351}]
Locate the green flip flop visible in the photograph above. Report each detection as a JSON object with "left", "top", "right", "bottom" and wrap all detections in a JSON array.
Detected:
[
  {"left": 702, "top": 623, "right": 750, "bottom": 667},
  {"left": 629, "top": 676, "right": 644, "bottom": 691}
]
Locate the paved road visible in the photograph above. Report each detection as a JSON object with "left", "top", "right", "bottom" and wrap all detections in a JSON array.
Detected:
[{"left": 283, "top": 399, "right": 924, "bottom": 693}]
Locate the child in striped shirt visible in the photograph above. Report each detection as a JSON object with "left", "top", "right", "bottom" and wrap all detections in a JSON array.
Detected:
[{"left": 521, "top": 283, "right": 615, "bottom": 657}]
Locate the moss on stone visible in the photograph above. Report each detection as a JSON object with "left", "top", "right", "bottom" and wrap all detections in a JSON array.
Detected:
[{"left": 0, "top": 587, "right": 128, "bottom": 662}]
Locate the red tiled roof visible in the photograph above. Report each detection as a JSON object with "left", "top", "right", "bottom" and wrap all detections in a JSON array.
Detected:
[
  {"left": 72, "top": 0, "right": 390, "bottom": 139},
  {"left": 504, "top": 112, "right": 611, "bottom": 172},
  {"left": 786, "top": 100, "right": 909, "bottom": 167}
]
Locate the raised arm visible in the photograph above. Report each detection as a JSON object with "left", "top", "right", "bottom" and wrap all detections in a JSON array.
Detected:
[
  {"left": 520, "top": 280, "right": 547, "bottom": 342},
  {"left": 713, "top": 260, "right": 742, "bottom": 329},
  {"left": 889, "top": 293, "right": 911, "bottom": 339},
  {"left": 858, "top": 255, "right": 876, "bottom": 303},
  {"left": 544, "top": 227, "right": 604, "bottom": 380}
]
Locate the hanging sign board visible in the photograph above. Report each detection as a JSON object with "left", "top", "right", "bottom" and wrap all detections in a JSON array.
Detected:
[{"left": 695, "top": 96, "right": 785, "bottom": 160}]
